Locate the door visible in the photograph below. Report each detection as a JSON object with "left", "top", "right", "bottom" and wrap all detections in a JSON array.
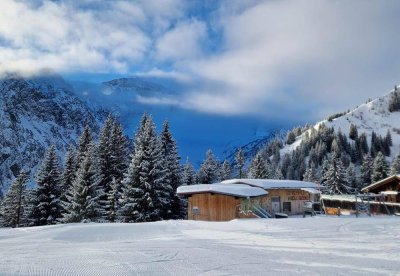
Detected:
[{"left": 271, "top": 196, "right": 281, "bottom": 213}]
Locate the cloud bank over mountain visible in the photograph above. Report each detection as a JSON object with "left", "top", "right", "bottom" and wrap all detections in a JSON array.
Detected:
[{"left": 1, "top": 0, "right": 400, "bottom": 122}]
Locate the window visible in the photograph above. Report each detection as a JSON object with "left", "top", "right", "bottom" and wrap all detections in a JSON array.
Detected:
[{"left": 283, "top": 202, "right": 291, "bottom": 212}]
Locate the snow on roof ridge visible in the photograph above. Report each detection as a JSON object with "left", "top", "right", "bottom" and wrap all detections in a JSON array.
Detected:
[
  {"left": 221, "top": 179, "right": 318, "bottom": 189},
  {"left": 177, "top": 183, "right": 267, "bottom": 198}
]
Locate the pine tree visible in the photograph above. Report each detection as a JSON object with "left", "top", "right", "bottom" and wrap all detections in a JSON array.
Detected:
[
  {"left": 372, "top": 151, "right": 389, "bottom": 182},
  {"left": 62, "top": 144, "right": 102, "bottom": 223},
  {"left": 273, "top": 167, "right": 284, "bottom": 180},
  {"left": 198, "top": 150, "right": 220, "bottom": 184},
  {"left": 160, "top": 120, "right": 183, "bottom": 219},
  {"left": 0, "top": 171, "right": 28, "bottom": 227},
  {"left": 76, "top": 125, "right": 93, "bottom": 165},
  {"left": 182, "top": 157, "right": 196, "bottom": 185},
  {"left": 286, "top": 131, "right": 296, "bottom": 145},
  {"left": 60, "top": 146, "right": 76, "bottom": 207},
  {"left": 390, "top": 154, "right": 400, "bottom": 175},
  {"left": 388, "top": 87, "right": 400, "bottom": 112},
  {"left": 303, "top": 162, "right": 317, "bottom": 182},
  {"left": 220, "top": 160, "right": 231, "bottom": 180},
  {"left": 248, "top": 153, "right": 268, "bottom": 179},
  {"left": 119, "top": 115, "right": 167, "bottom": 222},
  {"left": 105, "top": 177, "right": 119, "bottom": 222},
  {"left": 96, "top": 115, "right": 115, "bottom": 219},
  {"left": 324, "top": 156, "right": 351, "bottom": 194},
  {"left": 349, "top": 124, "right": 358, "bottom": 140},
  {"left": 31, "top": 146, "right": 63, "bottom": 226},
  {"left": 346, "top": 164, "right": 359, "bottom": 192},
  {"left": 360, "top": 154, "right": 373, "bottom": 186},
  {"left": 235, "top": 148, "right": 245, "bottom": 178}
]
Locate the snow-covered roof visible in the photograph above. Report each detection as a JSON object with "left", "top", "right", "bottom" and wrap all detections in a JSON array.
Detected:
[
  {"left": 321, "top": 194, "right": 357, "bottom": 202},
  {"left": 177, "top": 184, "right": 268, "bottom": 198},
  {"left": 301, "top": 188, "right": 321, "bottom": 194},
  {"left": 361, "top": 175, "right": 400, "bottom": 192},
  {"left": 221, "top": 179, "right": 319, "bottom": 190}
]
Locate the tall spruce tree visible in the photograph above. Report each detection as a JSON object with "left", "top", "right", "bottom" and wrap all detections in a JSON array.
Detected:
[
  {"left": 0, "top": 171, "right": 28, "bottom": 227},
  {"left": 360, "top": 154, "right": 373, "bottom": 186},
  {"left": 119, "top": 115, "right": 167, "bottom": 222},
  {"left": 31, "top": 146, "right": 63, "bottom": 225},
  {"left": 182, "top": 157, "right": 196, "bottom": 185},
  {"left": 235, "top": 148, "right": 245, "bottom": 178},
  {"left": 390, "top": 154, "right": 400, "bottom": 175},
  {"left": 60, "top": 146, "right": 76, "bottom": 208},
  {"left": 198, "top": 150, "right": 220, "bottom": 184},
  {"left": 372, "top": 151, "right": 389, "bottom": 182},
  {"left": 303, "top": 162, "right": 317, "bottom": 182},
  {"left": 324, "top": 155, "right": 351, "bottom": 194},
  {"left": 62, "top": 144, "right": 102, "bottom": 222},
  {"left": 160, "top": 120, "right": 183, "bottom": 219},
  {"left": 76, "top": 125, "right": 93, "bottom": 165},
  {"left": 220, "top": 160, "right": 231, "bottom": 180},
  {"left": 249, "top": 153, "right": 268, "bottom": 179}
]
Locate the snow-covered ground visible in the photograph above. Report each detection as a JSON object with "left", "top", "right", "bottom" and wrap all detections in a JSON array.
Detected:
[{"left": 0, "top": 217, "right": 399, "bottom": 275}]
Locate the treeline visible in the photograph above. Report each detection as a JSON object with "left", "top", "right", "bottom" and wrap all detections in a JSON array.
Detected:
[
  {"left": 243, "top": 122, "right": 400, "bottom": 195},
  {"left": 0, "top": 114, "right": 190, "bottom": 228}
]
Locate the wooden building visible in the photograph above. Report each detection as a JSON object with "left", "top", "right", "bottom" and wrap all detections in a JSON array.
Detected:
[
  {"left": 177, "top": 184, "right": 268, "bottom": 221},
  {"left": 361, "top": 175, "right": 400, "bottom": 202},
  {"left": 222, "top": 179, "right": 321, "bottom": 216}
]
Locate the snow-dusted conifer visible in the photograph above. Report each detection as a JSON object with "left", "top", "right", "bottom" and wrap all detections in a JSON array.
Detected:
[
  {"left": 235, "top": 148, "right": 245, "bottom": 178},
  {"left": 60, "top": 146, "right": 76, "bottom": 203},
  {"left": 76, "top": 125, "right": 93, "bottom": 165},
  {"left": 220, "top": 160, "right": 231, "bottom": 180},
  {"left": 372, "top": 151, "right": 389, "bottom": 182},
  {"left": 324, "top": 156, "right": 351, "bottom": 194},
  {"left": 390, "top": 154, "right": 400, "bottom": 175},
  {"left": 198, "top": 150, "right": 220, "bottom": 184},
  {"left": 249, "top": 153, "right": 268, "bottom": 179},
  {"left": 0, "top": 171, "right": 28, "bottom": 227},
  {"left": 346, "top": 164, "right": 359, "bottom": 191},
  {"left": 360, "top": 154, "right": 373, "bottom": 186},
  {"left": 31, "top": 146, "right": 63, "bottom": 225},
  {"left": 160, "top": 120, "right": 183, "bottom": 219},
  {"left": 303, "top": 162, "right": 317, "bottom": 182},
  {"left": 106, "top": 177, "right": 119, "bottom": 222},
  {"left": 182, "top": 157, "right": 196, "bottom": 185},
  {"left": 62, "top": 144, "right": 102, "bottom": 222},
  {"left": 119, "top": 115, "right": 167, "bottom": 222}
]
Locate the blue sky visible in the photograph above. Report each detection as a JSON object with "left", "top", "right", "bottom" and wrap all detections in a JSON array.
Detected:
[{"left": 2, "top": 0, "right": 400, "bottom": 162}]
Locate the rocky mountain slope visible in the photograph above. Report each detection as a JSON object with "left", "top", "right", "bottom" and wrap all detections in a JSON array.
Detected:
[{"left": 0, "top": 74, "right": 102, "bottom": 189}]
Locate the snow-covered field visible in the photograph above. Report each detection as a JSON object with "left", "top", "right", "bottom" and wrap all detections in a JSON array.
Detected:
[{"left": 0, "top": 217, "right": 399, "bottom": 275}]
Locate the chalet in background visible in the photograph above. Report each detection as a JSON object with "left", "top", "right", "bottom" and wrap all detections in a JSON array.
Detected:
[{"left": 177, "top": 179, "right": 321, "bottom": 221}]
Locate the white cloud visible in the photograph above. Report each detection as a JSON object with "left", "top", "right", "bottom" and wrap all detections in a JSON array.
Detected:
[
  {"left": 155, "top": 19, "right": 208, "bottom": 61},
  {"left": 171, "top": 0, "right": 400, "bottom": 121}
]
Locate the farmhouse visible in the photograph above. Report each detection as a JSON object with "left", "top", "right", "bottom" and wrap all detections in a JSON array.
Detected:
[
  {"left": 177, "top": 179, "right": 321, "bottom": 221},
  {"left": 177, "top": 184, "right": 268, "bottom": 221},
  {"left": 222, "top": 179, "right": 321, "bottom": 216}
]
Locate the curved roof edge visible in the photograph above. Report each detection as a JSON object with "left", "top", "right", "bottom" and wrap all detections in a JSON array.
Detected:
[
  {"left": 177, "top": 184, "right": 268, "bottom": 198},
  {"left": 221, "top": 179, "right": 318, "bottom": 190}
]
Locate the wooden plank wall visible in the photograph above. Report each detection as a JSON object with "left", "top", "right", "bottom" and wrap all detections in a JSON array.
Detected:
[{"left": 188, "top": 193, "right": 241, "bottom": 221}]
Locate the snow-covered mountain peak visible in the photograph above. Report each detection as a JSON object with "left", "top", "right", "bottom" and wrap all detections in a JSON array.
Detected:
[{"left": 282, "top": 86, "right": 400, "bottom": 158}]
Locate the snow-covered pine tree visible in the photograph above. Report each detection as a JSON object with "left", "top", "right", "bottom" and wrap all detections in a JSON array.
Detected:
[
  {"left": 198, "top": 149, "right": 220, "bottom": 184},
  {"left": 388, "top": 87, "right": 400, "bottom": 112},
  {"left": 106, "top": 177, "right": 119, "bottom": 222},
  {"left": 360, "top": 154, "right": 373, "bottom": 186},
  {"left": 160, "top": 120, "right": 183, "bottom": 219},
  {"left": 60, "top": 146, "right": 76, "bottom": 210},
  {"left": 220, "top": 160, "right": 231, "bottom": 180},
  {"left": 346, "top": 164, "right": 359, "bottom": 192},
  {"left": 76, "top": 125, "right": 93, "bottom": 165},
  {"left": 324, "top": 156, "right": 351, "bottom": 195},
  {"left": 182, "top": 157, "right": 196, "bottom": 185},
  {"left": 248, "top": 153, "right": 268, "bottom": 179},
  {"left": 303, "top": 162, "right": 317, "bottom": 182},
  {"left": 31, "top": 145, "right": 63, "bottom": 226},
  {"left": 96, "top": 115, "right": 114, "bottom": 220},
  {"left": 235, "top": 148, "right": 245, "bottom": 178},
  {"left": 0, "top": 170, "right": 28, "bottom": 227},
  {"left": 62, "top": 143, "right": 102, "bottom": 223},
  {"left": 371, "top": 151, "right": 389, "bottom": 182},
  {"left": 273, "top": 166, "right": 284, "bottom": 180},
  {"left": 349, "top": 124, "right": 358, "bottom": 140},
  {"left": 119, "top": 115, "right": 167, "bottom": 222},
  {"left": 104, "top": 118, "right": 129, "bottom": 221},
  {"left": 390, "top": 154, "right": 400, "bottom": 175}
]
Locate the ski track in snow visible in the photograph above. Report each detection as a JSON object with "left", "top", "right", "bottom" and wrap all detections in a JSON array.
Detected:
[{"left": 0, "top": 217, "right": 399, "bottom": 275}]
